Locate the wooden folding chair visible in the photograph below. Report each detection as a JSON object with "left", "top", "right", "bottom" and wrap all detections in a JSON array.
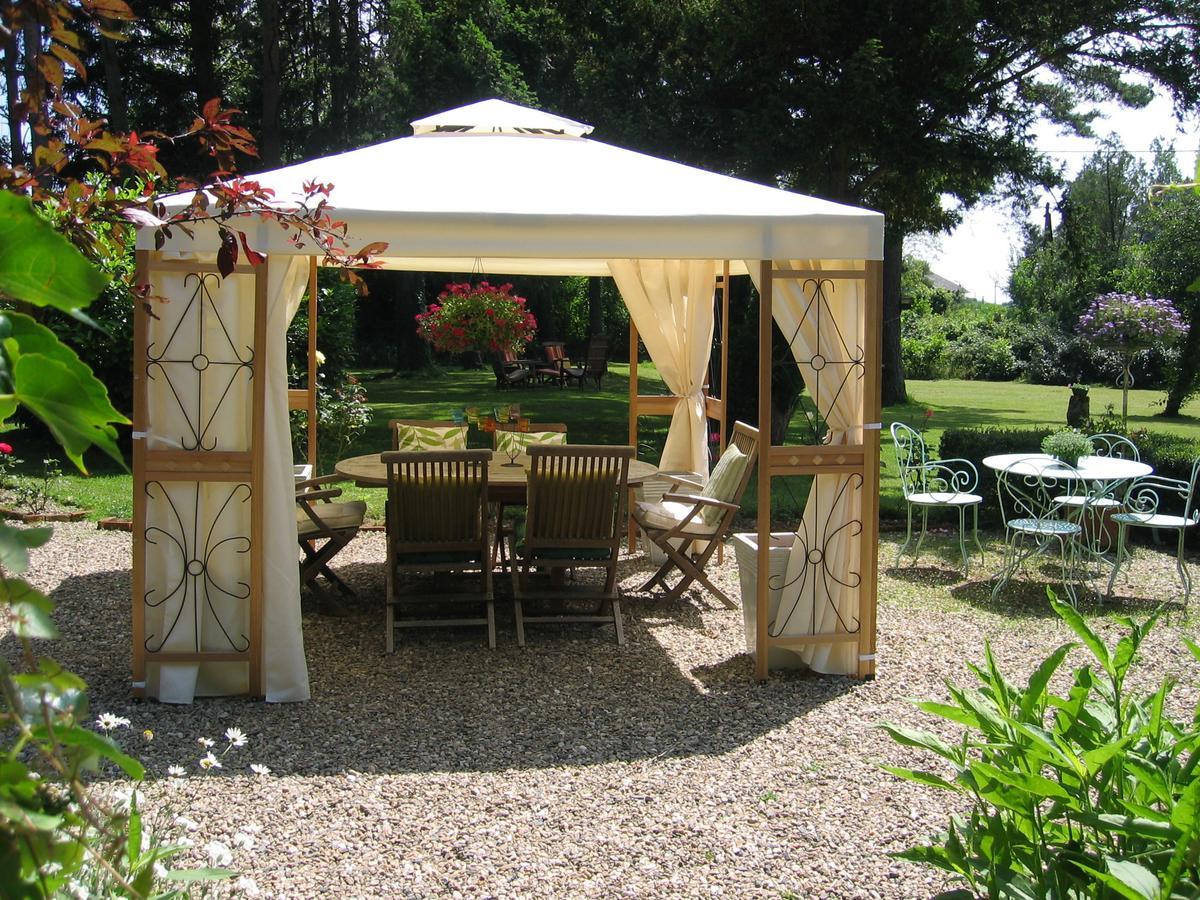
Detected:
[
  {"left": 383, "top": 449, "right": 495, "bottom": 650},
  {"left": 296, "top": 475, "right": 367, "bottom": 598},
  {"left": 632, "top": 421, "right": 759, "bottom": 608},
  {"left": 490, "top": 422, "right": 567, "bottom": 571},
  {"left": 510, "top": 444, "right": 634, "bottom": 645},
  {"left": 536, "top": 341, "right": 568, "bottom": 386}
]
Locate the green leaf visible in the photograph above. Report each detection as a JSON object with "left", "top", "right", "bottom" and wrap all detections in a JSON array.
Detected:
[
  {"left": 914, "top": 699, "right": 980, "bottom": 729},
  {"left": 3, "top": 312, "right": 129, "bottom": 472},
  {"left": 0, "top": 797, "right": 63, "bottom": 831},
  {"left": 877, "top": 723, "right": 959, "bottom": 761},
  {"left": 1019, "top": 642, "right": 1073, "bottom": 719},
  {"left": 33, "top": 725, "right": 145, "bottom": 779},
  {"left": 1164, "top": 779, "right": 1200, "bottom": 893},
  {"left": 164, "top": 867, "right": 236, "bottom": 882},
  {"left": 3, "top": 578, "right": 59, "bottom": 639},
  {"left": 1050, "top": 594, "right": 1110, "bottom": 672},
  {"left": 0, "top": 522, "right": 53, "bottom": 575},
  {"left": 0, "top": 192, "right": 108, "bottom": 311},
  {"left": 1105, "top": 859, "right": 1160, "bottom": 899},
  {"left": 880, "top": 764, "right": 959, "bottom": 792}
]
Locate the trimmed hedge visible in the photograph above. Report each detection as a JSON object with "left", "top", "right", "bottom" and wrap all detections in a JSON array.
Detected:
[{"left": 935, "top": 426, "right": 1199, "bottom": 533}]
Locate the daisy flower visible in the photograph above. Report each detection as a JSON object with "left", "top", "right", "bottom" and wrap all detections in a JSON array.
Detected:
[
  {"left": 96, "top": 713, "right": 130, "bottom": 731},
  {"left": 199, "top": 752, "right": 222, "bottom": 770},
  {"left": 249, "top": 763, "right": 271, "bottom": 776},
  {"left": 224, "top": 726, "right": 248, "bottom": 748}
]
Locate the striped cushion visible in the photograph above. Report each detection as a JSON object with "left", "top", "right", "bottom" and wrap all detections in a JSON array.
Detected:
[
  {"left": 394, "top": 424, "right": 467, "bottom": 451},
  {"left": 495, "top": 430, "right": 566, "bottom": 455},
  {"left": 699, "top": 444, "right": 750, "bottom": 525}
]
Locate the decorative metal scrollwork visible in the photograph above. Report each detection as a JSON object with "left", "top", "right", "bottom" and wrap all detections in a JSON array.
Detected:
[
  {"left": 769, "top": 473, "right": 863, "bottom": 637},
  {"left": 144, "top": 481, "right": 251, "bottom": 654},
  {"left": 775, "top": 278, "right": 864, "bottom": 445},
  {"left": 146, "top": 273, "right": 254, "bottom": 450}
]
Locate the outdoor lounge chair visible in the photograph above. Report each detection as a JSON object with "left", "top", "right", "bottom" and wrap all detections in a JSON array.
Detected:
[
  {"left": 383, "top": 449, "right": 495, "bottom": 650},
  {"left": 891, "top": 421, "right": 985, "bottom": 576},
  {"left": 389, "top": 419, "right": 468, "bottom": 451},
  {"left": 632, "top": 421, "right": 759, "bottom": 608},
  {"left": 296, "top": 475, "right": 367, "bottom": 601},
  {"left": 509, "top": 444, "right": 633, "bottom": 645},
  {"left": 491, "top": 354, "right": 529, "bottom": 389},
  {"left": 1105, "top": 456, "right": 1200, "bottom": 605},
  {"left": 535, "top": 341, "right": 568, "bottom": 387},
  {"left": 562, "top": 335, "right": 609, "bottom": 389}
]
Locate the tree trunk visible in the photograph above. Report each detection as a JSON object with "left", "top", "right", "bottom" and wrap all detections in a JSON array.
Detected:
[
  {"left": 881, "top": 228, "right": 907, "bottom": 406},
  {"left": 260, "top": 0, "right": 282, "bottom": 168},
  {"left": 187, "top": 0, "right": 219, "bottom": 108},
  {"left": 326, "top": 0, "right": 345, "bottom": 142},
  {"left": 99, "top": 35, "right": 128, "bottom": 133},
  {"left": 3, "top": 23, "right": 23, "bottom": 165},
  {"left": 21, "top": 18, "right": 43, "bottom": 160},
  {"left": 587, "top": 276, "right": 604, "bottom": 336},
  {"left": 1163, "top": 314, "right": 1200, "bottom": 416}
]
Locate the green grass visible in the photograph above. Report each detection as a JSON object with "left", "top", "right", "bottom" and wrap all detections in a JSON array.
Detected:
[{"left": 6, "top": 373, "right": 1199, "bottom": 524}]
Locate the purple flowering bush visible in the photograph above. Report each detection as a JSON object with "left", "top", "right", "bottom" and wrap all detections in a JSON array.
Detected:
[{"left": 1076, "top": 292, "right": 1187, "bottom": 352}]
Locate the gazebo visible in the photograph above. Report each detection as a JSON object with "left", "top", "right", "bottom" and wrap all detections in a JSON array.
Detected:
[{"left": 132, "top": 99, "right": 884, "bottom": 702}]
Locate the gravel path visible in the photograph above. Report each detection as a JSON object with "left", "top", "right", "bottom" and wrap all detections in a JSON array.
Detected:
[{"left": 6, "top": 522, "right": 1198, "bottom": 898}]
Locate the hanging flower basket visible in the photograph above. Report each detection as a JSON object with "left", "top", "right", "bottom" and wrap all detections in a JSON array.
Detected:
[
  {"left": 1076, "top": 292, "right": 1186, "bottom": 354},
  {"left": 415, "top": 281, "right": 537, "bottom": 355}
]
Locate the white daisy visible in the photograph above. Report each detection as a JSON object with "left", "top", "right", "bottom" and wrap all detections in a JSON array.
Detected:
[
  {"left": 233, "top": 830, "right": 255, "bottom": 850},
  {"left": 235, "top": 875, "right": 261, "bottom": 897},
  {"left": 224, "top": 726, "right": 247, "bottom": 748},
  {"left": 198, "top": 752, "right": 222, "bottom": 770},
  {"left": 167, "top": 765, "right": 186, "bottom": 777},
  {"left": 197, "top": 737, "right": 215, "bottom": 748},
  {"left": 249, "top": 763, "right": 271, "bottom": 776},
  {"left": 96, "top": 713, "right": 130, "bottom": 731}
]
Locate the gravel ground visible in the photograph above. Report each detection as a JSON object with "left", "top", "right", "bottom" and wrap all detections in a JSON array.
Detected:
[{"left": 6, "top": 522, "right": 1199, "bottom": 899}]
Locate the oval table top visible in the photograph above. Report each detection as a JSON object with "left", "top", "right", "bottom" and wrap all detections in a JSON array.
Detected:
[
  {"left": 335, "top": 451, "right": 660, "bottom": 489},
  {"left": 981, "top": 453, "right": 1151, "bottom": 481}
]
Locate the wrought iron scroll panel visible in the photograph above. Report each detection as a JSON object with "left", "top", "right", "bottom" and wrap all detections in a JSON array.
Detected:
[
  {"left": 143, "top": 481, "right": 252, "bottom": 654},
  {"left": 771, "top": 277, "right": 865, "bottom": 638},
  {"left": 146, "top": 273, "right": 254, "bottom": 451}
]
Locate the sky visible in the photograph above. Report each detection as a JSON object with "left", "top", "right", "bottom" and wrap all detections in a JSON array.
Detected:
[{"left": 913, "top": 92, "right": 1200, "bottom": 303}]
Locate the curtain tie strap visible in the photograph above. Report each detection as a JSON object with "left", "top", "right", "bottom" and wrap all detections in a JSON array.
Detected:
[{"left": 863, "top": 423, "right": 881, "bottom": 430}]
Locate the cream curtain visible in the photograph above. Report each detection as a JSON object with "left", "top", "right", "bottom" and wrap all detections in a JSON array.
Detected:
[
  {"left": 607, "top": 259, "right": 716, "bottom": 474},
  {"left": 145, "top": 255, "right": 310, "bottom": 702},
  {"left": 747, "top": 260, "right": 865, "bottom": 674}
]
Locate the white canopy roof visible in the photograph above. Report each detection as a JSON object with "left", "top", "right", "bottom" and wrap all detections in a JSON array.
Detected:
[{"left": 144, "top": 99, "right": 884, "bottom": 275}]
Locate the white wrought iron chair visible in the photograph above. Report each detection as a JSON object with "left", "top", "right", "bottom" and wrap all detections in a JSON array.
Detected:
[
  {"left": 890, "top": 422, "right": 984, "bottom": 576},
  {"left": 993, "top": 457, "right": 1091, "bottom": 605},
  {"left": 1105, "top": 457, "right": 1200, "bottom": 605}
]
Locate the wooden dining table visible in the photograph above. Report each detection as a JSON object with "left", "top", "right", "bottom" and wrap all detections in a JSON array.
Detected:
[{"left": 334, "top": 451, "right": 659, "bottom": 505}]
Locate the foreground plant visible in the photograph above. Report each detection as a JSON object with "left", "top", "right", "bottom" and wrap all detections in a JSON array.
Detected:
[{"left": 880, "top": 594, "right": 1200, "bottom": 898}]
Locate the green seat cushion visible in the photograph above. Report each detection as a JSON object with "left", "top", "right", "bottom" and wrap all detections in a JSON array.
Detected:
[
  {"left": 495, "top": 430, "right": 566, "bottom": 455},
  {"left": 395, "top": 424, "right": 467, "bottom": 451},
  {"left": 699, "top": 444, "right": 750, "bottom": 525},
  {"left": 393, "top": 550, "right": 481, "bottom": 564}
]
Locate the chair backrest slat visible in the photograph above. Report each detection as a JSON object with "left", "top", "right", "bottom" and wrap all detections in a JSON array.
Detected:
[
  {"left": 526, "top": 445, "right": 633, "bottom": 553},
  {"left": 382, "top": 449, "right": 490, "bottom": 551}
]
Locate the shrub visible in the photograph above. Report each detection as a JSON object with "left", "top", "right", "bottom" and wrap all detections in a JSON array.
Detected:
[
  {"left": 902, "top": 332, "right": 949, "bottom": 380},
  {"left": 290, "top": 373, "right": 373, "bottom": 472},
  {"left": 946, "top": 332, "right": 1019, "bottom": 381},
  {"left": 938, "top": 427, "right": 1054, "bottom": 525},
  {"left": 881, "top": 596, "right": 1200, "bottom": 898}
]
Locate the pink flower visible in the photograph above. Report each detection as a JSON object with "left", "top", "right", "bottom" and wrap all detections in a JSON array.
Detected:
[{"left": 0, "top": 443, "right": 10, "bottom": 455}]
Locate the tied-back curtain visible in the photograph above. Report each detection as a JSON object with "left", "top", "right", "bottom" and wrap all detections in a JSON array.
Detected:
[
  {"left": 144, "top": 254, "right": 310, "bottom": 702},
  {"left": 608, "top": 259, "right": 716, "bottom": 474},
  {"left": 747, "top": 259, "right": 865, "bottom": 674}
]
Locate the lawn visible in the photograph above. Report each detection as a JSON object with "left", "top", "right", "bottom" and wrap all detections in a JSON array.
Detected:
[{"left": 5, "top": 372, "right": 1199, "bottom": 523}]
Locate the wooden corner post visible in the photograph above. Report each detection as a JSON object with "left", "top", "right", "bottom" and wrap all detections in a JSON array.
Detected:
[
  {"left": 858, "top": 260, "right": 883, "bottom": 679},
  {"left": 755, "top": 259, "right": 773, "bottom": 682}
]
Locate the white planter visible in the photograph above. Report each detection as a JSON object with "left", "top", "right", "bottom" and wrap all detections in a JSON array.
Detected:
[
  {"left": 637, "top": 470, "right": 705, "bottom": 563},
  {"left": 732, "top": 532, "right": 807, "bottom": 670}
]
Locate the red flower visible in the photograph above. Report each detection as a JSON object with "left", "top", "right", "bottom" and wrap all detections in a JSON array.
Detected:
[{"left": 0, "top": 443, "right": 11, "bottom": 455}]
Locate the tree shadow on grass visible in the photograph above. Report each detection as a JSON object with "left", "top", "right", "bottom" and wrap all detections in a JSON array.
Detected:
[{"left": 30, "top": 557, "right": 860, "bottom": 782}]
